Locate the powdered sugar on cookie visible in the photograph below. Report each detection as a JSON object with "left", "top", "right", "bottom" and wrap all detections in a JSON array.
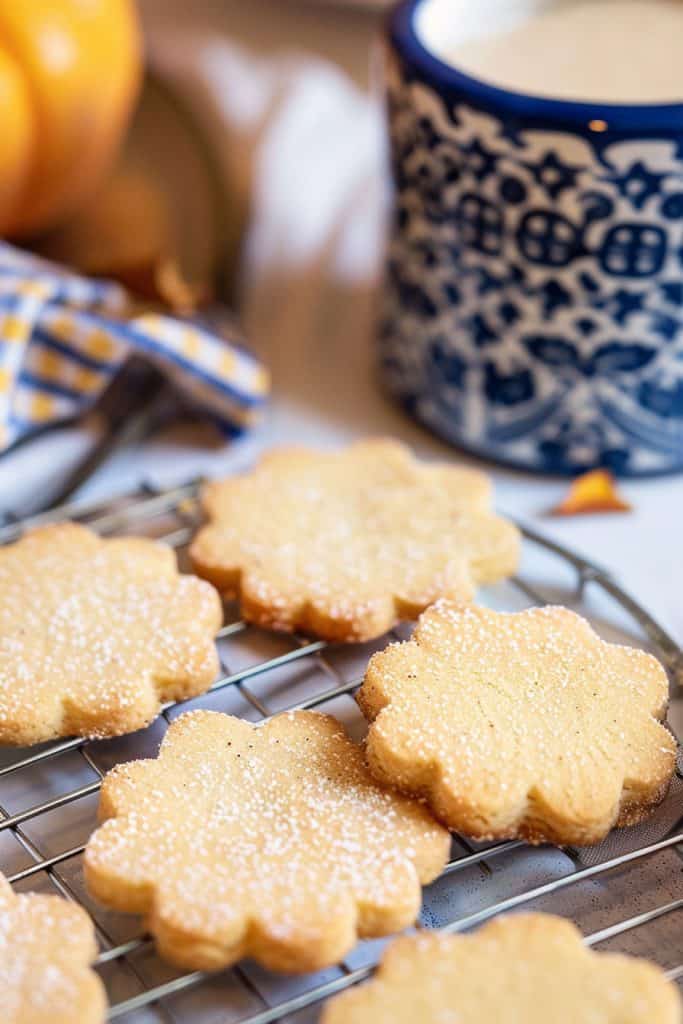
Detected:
[
  {"left": 84, "top": 709, "right": 449, "bottom": 973},
  {"left": 358, "top": 602, "right": 676, "bottom": 845},
  {"left": 0, "top": 524, "right": 222, "bottom": 745},
  {"left": 0, "top": 872, "right": 106, "bottom": 1024},
  {"left": 189, "top": 439, "right": 520, "bottom": 642},
  {"left": 322, "top": 914, "right": 681, "bottom": 1024}
]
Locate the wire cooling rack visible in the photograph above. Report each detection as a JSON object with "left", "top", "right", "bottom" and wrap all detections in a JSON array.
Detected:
[{"left": 0, "top": 481, "right": 681, "bottom": 1023}]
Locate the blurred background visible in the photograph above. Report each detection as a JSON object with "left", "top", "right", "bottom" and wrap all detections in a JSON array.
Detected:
[
  {"left": 1, "top": 0, "right": 392, "bottom": 503},
  {"left": 0, "top": 0, "right": 681, "bottom": 640}
]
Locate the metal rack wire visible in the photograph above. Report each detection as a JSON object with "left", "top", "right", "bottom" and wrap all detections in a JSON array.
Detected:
[{"left": 1, "top": 482, "right": 681, "bottom": 1023}]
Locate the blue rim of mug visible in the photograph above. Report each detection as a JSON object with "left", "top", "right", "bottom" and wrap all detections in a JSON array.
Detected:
[{"left": 390, "top": 0, "right": 683, "bottom": 135}]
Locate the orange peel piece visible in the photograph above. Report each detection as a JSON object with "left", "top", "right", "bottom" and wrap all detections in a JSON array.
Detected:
[{"left": 550, "top": 470, "right": 632, "bottom": 517}]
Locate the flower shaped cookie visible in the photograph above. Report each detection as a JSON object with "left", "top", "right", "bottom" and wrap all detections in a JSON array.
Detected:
[
  {"left": 84, "top": 709, "right": 450, "bottom": 973},
  {"left": 0, "top": 524, "right": 222, "bottom": 745},
  {"left": 189, "top": 439, "right": 520, "bottom": 641},
  {"left": 358, "top": 602, "right": 676, "bottom": 845},
  {"left": 0, "top": 872, "right": 106, "bottom": 1024},
  {"left": 322, "top": 914, "right": 681, "bottom": 1024}
]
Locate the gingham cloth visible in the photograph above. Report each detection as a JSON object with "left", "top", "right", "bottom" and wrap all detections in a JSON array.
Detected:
[{"left": 0, "top": 243, "right": 268, "bottom": 452}]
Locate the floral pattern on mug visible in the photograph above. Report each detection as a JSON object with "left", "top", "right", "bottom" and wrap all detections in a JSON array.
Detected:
[{"left": 381, "top": 48, "right": 683, "bottom": 475}]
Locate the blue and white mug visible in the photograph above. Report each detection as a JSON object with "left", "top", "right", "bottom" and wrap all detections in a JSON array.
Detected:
[{"left": 379, "top": 0, "right": 683, "bottom": 476}]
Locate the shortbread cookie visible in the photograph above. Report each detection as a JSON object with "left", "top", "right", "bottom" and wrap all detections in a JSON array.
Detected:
[
  {"left": 189, "top": 439, "right": 519, "bottom": 641},
  {"left": 358, "top": 602, "right": 676, "bottom": 845},
  {"left": 0, "top": 871, "right": 106, "bottom": 1024},
  {"left": 84, "top": 709, "right": 450, "bottom": 973},
  {"left": 322, "top": 914, "right": 682, "bottom": 1024},
  {"left": 0, "top": 523, "right": 222, "bottom": 745}
]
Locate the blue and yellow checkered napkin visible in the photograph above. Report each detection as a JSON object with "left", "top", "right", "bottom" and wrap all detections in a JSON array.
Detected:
[{"left": 0, "top": 243, "right": 269, "bottom": 452}]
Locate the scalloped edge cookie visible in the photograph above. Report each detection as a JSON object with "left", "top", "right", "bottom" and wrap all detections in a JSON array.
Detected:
[
  {"left": 358, "top": 602, "right": 676, "bottom": 845},
  {"left": 0, "top": 872, "right": 106, "bottom": 1024},
  {"left": 0, "top": 523, "right": 222, "bottom": 745},
  {"left": 322, "top": 914, "right": 682, "bottom": 1023},
  {"left": 84, "top": 709, "right": 450, "bottom": 973},
  {"left": 190, "top": 439, "right": 519, "bottom": 642}
]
